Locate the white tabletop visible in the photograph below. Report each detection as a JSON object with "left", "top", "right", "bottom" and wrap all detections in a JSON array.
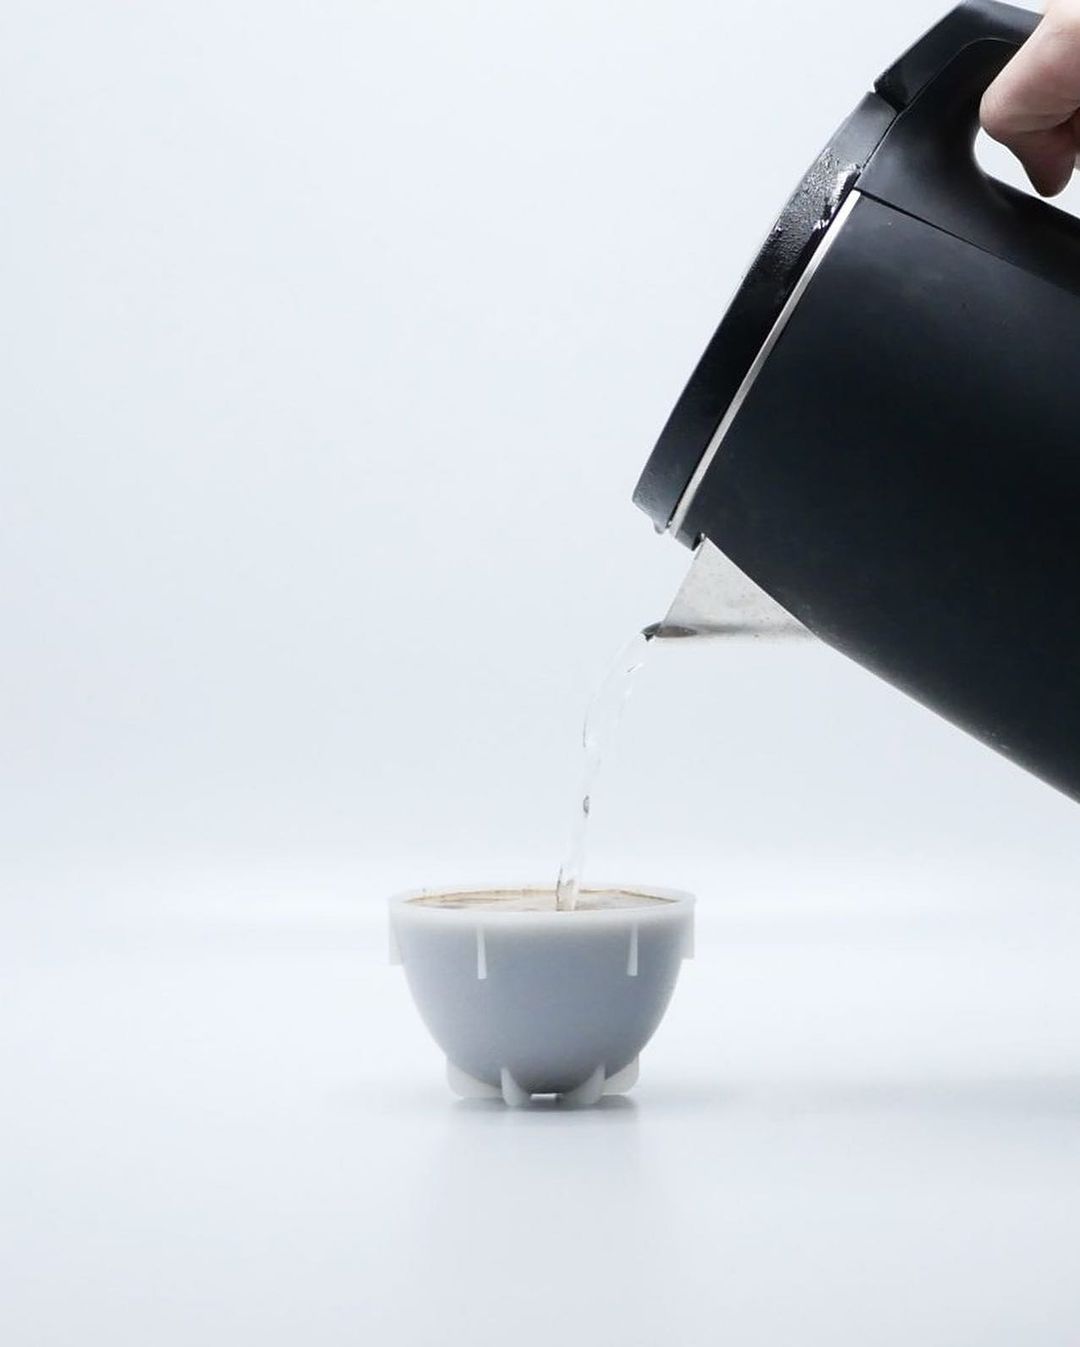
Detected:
[{"left": 5, "top": 861, "right": 1080, "bottom": 1347}]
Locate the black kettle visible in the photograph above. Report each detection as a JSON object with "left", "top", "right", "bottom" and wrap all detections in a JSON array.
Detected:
[{"left": 635, "top": 0, "right": 1080, "bottom": 803}]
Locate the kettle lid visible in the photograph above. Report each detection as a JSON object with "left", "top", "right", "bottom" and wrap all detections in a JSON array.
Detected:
[
  {"left": 633, "top": 1, "right": 1042, "bottom": 539},
  {"left": 631, "top": 90, "right": 895, "bottom": 534}
]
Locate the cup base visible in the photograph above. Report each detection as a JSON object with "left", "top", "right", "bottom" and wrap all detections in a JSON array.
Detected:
[{"left": 447, "top": 1056, "right": 639, "bottom": 1107}]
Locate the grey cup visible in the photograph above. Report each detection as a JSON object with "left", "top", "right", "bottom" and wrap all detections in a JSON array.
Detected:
[{"left": 389, "top": 886, "right": 694, "bottom": 1106}]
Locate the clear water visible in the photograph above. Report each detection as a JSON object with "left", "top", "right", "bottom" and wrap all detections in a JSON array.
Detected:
[
  {"left": 555, "top": 629, "right": 655, "bottom": 911},
  {"left": 554, "top": 541, "right": 810, "bottom": 909}
]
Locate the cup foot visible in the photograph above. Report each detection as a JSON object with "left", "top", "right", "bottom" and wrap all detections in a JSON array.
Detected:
[
  {"left": 446, "top": 1060, "right": 501, "bottom": 1099},
  {"left": 561, "top": 1065, "right": 605, "bottom": 1107},
  {"left": 602, "top": 1056, "right": 639, "bottom": 1096},
  {"left": 446, "top": 1058, "right": 640, "bottom": 1107}
]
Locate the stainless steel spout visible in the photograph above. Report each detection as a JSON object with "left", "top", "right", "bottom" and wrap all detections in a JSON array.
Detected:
[{"left": 648, "top": 539, "right": 809, "bottom": 641}]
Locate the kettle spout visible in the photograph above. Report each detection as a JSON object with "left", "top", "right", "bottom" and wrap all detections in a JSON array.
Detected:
[{"left": 648, "top": 539, "right": 809, "bottom": 641}]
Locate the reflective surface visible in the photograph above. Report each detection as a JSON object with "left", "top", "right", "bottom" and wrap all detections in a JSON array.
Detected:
[
  {"left": 5, "top": 865, "right": 1080, "bottom": 1345},
  {"left": 652, "top": 538, "right": 810, "bottom": 640}
]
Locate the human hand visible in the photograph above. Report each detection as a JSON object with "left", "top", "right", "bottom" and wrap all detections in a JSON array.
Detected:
[{"left": 981, "top": 1, "right": 1080, "bottom": 195}]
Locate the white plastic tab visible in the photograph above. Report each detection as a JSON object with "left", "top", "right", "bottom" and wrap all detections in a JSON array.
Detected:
[
  {"left": 500, "top": 1067, "right": 529, "bottom": 1107},
  {"left": 447, "top": 1060, "right": 500, "bottom": 1099},
  {"left": 476, "top": 926, "right": 487, "bottom": 980},
  {"left": 626, "top": 924, "right": 639, "bottom": 977},
  {"left": 563, "top": 1066, "right": 605, "bottom": 1107},
  {"left": 603, "top": 1057, "right": 639, "bottom": 1095}
]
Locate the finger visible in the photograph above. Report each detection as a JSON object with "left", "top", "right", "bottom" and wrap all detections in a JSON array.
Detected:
[
  {"left": 1004, "top": 122, "right": 1077, "bottom": 194},
  {"left": 981, "top": 16, "right": 1080, "bottom": 141}
]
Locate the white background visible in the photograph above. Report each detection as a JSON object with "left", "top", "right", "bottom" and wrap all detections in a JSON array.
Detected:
[{"left": 5, "top": 2, "right": 1080, "bottom": 1343}]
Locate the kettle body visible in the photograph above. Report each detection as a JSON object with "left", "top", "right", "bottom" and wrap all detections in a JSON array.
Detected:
[{"left": 635, "top": 1, "right": 1080, "bottom": 803}]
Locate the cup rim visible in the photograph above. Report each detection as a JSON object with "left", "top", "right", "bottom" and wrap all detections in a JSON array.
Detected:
[{"left": 389, "top": 883, "right": 694, "bottom": 924}]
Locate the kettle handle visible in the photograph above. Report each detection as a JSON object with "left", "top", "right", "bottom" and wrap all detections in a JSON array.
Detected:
[
  {"left": 875, "top": 1, "right": 1039, "bottom": 111},
  {"left": 855, "top": 2, "right": 1080, "bottom": 299}
]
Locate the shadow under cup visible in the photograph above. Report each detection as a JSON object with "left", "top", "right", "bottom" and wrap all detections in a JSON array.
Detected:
[{"left": 389, "top": 886, "right": 694, "bottom": 1106}]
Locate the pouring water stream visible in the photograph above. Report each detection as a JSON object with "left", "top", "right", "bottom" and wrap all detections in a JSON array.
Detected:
[{"left": 555, "top": 541, "right": 809, "bottom": 910}]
